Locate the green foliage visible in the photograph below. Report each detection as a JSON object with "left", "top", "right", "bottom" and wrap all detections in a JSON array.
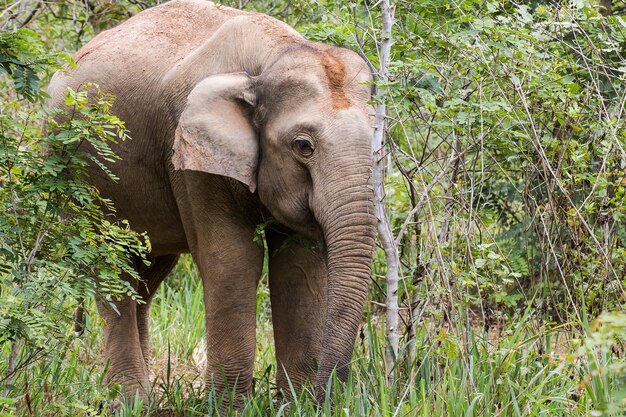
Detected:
[
  {"left": 0, "top": 81, "right": 148, "bottom": 346},
  {"left": 0, "top": 28, "right": 61, "bottom": 102},
  {"left": 356, "top": 0, "right": 626, "bottom": 320},
  {"left": 0, "top": 28, "right": 148, "bottom": 413},
  {"left": 582, "top": 312, "right": 626, "bottom": 414}
]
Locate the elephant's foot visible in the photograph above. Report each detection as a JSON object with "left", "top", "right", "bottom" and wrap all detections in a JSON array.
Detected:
[
  {"left": 101, "top": 354, "right": 152, "bottom": 409},
  {"left": 105, "top": 390, "right": 146, "bottom": 415},
  {"left": 206, "top": 371, "right": 253, "bottom": 411},
  {"left": 106, "top": 368, "right": 151, "bottom": 404},
  {"left": 276, "top": 368, "right": 311, "bottom": 399}
]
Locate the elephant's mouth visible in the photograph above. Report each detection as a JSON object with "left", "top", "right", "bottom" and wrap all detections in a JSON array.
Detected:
[
  {"left": 261, "top": 191, "right": 323, "bottom": 242},
  {"left": 265, "top": 216, "right": 325, "bottom": 252}
]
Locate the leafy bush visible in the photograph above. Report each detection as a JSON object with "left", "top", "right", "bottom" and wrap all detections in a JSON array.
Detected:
[{"left": 0, "top": 28, "right": 148, "bottom": 413}]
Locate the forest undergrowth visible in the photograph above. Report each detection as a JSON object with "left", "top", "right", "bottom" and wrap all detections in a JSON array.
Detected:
[{"left": 4, "top": 255, "right": 624, "bottom": 416}]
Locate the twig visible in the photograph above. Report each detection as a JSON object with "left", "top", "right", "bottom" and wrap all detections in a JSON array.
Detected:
[{"left": 18, "top": 0, "right": 41, "bottom": 28}]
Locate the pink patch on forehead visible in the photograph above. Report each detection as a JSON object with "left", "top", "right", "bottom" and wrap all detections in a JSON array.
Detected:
[{"left": 321, "top": 52, "right": 351, "bottom": 110}]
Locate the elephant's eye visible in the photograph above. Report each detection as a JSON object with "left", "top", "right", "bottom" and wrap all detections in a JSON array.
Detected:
[{"left": 293, "top": 137, "right": 314, "bottom": 157}]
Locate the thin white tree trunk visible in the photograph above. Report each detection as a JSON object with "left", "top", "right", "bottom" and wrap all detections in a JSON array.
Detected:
[{"left": 371, "top": 0, "right": 398, "bottom": 383}]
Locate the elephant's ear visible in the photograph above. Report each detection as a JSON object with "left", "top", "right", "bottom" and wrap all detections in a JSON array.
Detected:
[{"left": 172, "top": 73, "right": 258, "bottom": 192}]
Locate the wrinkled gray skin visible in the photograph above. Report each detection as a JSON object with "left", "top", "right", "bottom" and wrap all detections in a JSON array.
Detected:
[{"left": 48, "top": 0, "right": 376, "bottom": 403}]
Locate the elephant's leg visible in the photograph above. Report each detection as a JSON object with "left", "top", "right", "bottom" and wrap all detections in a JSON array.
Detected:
[
  {"left": 267, "top": 229, "right": 327, "bottom": 392},
  {"left": 136, "top": 254, "right": 180, "bottom": 367},
  {"left": 192, "top": 215, "right": 264, "bottom": 400},
  {"left": 97, "top": 273, "right": 149, "bottom": 400}
]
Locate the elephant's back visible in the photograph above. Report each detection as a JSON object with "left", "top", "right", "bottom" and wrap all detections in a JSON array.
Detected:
[{"left": 49, "top": 0, "right": 241, "bottom": 102}]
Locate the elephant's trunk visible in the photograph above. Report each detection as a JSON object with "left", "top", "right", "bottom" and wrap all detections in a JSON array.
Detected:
[{"left": 313, "top": 154, "right": 376, "bottom": 401}]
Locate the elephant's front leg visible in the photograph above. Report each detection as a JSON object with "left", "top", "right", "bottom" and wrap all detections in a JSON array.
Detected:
[
  {"left": 193, "top": 215, "right": 264, "bottom": 401},
  {"left": 267, "top": 228, "right": 327, "bottom": 392}
]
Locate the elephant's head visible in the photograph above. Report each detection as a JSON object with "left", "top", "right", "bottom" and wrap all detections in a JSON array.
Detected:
[{"left": 171, "top": 42, "right": 377, "bottom": 399}]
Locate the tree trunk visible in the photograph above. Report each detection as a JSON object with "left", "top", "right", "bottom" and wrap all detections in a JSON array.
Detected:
[{"left": 371, "top": 0, "right": 398, "bottom": 383}]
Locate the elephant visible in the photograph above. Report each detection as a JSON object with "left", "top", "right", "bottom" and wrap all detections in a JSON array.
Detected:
[{"left": 48, "top": 0, "right": 377, "bottom": 404}]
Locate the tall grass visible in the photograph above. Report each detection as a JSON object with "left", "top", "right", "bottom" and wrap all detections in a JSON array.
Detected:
[{"left": 2, "top": 254, "right": 625, "bottom": 416}]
